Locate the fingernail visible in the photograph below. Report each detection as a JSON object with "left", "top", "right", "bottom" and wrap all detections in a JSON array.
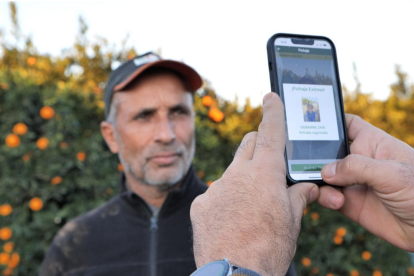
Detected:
[
  {"left": 263, "top": 92, "right": 273, "bottom": 104},
  {"left": 310, "top": 185, "right": 319, "bottom": 202},
  {"left": 328, "top": 194, "right": 340, "bottom": 208},
  {"left": 323, "top": 162, "right": 337, "bottom": 178}
]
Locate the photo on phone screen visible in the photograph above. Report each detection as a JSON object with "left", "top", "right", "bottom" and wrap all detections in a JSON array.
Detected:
[{"left": 268, "top": 35, "right": 348, "bottom": 182}]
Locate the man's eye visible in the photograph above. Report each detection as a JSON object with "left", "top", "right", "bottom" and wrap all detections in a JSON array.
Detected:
[
  {"left": 173, "top": 108, "right": 188, "bottom": 115},
  {"left": 135, "top": 112, "right": 152, "bottom": 120}
]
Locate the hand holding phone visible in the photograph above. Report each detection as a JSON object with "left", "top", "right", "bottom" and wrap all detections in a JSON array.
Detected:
[{"left": 267, "top": 33, "right": 349, "bottom": 185}]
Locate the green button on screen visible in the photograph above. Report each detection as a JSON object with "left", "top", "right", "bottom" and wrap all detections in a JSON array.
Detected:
[{"left": 291, "top": 164, "right": 325, "bottom": 172}]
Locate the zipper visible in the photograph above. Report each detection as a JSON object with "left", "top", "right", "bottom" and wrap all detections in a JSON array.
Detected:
[{"left": 149, "top": 216, "right": 158, "bottom": 276}]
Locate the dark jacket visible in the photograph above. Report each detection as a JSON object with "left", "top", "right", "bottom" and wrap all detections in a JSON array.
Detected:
[{"left": 39, "top": 166, "right": 296, "bottom": 276}]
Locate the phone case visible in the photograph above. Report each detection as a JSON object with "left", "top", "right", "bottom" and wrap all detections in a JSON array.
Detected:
[{"left": 266, "top": 33, "right": 350, "bottom": 186}]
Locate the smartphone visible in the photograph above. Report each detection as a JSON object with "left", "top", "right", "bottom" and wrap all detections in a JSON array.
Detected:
[{"left": 267, "top": 33, "right": 349, "bottom": 185}]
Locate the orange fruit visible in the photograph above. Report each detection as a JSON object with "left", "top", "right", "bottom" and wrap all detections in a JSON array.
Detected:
[
  {"left": 0, "top": 205, "right": 12, "bottom": 216},
  {"left": 335, "top": 227, "right": 347, "bottom": 237},
  {"left": 301, "top": 257, "right": 311, "bottom": 267},
  {"left": 362, "top": 251, "right": 371, "bottom": 261},
  {"left": 0, "top": 82, "right": 9, "bottom": 90},
  {"left": 198, "top": 171, "right": 205, "bottom": 178},
  {"left": 29, "top": 197, "right": 43, "bottom": 211},
  {"left": 206, "top": 180, "right": 213, "bottom": 187},
  {"left": 5, "top": 134, "right": 20, "bottom": 148},
  {"left": 333, "top": 235, "right": 343, "bottom": 245},
  {"left": 208, "top": 108, "right": 224, "bottom": 123},
  {"left": 408, "top": 267, "right": 414, "bottom": 275},
  {"left": 2, "top": 267, "right": 13, "bottom": 276},
  {"left": 50, "top": 176, "right": 63, "bottom": 185},
  {"left": 8, "top": 252, "right": 20, "bottom": 268},
  {"left": 13, "top": 123, "right": 28, "bottom": 135},
  {"left": 77, "top": 151, "right": 86, "bottom": 161},
  {"left": 202, "top": 95, "right": 213, "bottom": 107},
  {"left": 36, "top": 137, "right": 49, "bottom": 150},
  {"left": 0, "top": 253, "right": 10, "bottom": 265},
  {"left": 0, "top": 228, "right": 12, "bottom": 241},
  {"left": 303, "top": 206, "right": 309, "bottom": 215},
  {"left": 311, "top": 212, "right": 319, "bottom": 221},
  {"left": 372, "top": 270, "right": 382, "bottom": 276},
  {"left": 27, "top": 56, "right": 36, "bottom": 65},
  {"left": 117, "top": 163, "right": 124, "bottom": 172},
  {"left": 311, "top": 267, "right": 319, "bottom": 274},
  {"left": 3, "top": 242, "right": 14, "bottom": 253},
  {"left": 60, "top": 142, "right": 68, "bottom": 149},
  {"left": 350, "top": 269, "right": 359, "bottom": 276},
  {"left": 40, "top": 106, "right": 55, "bottom": 119},
  {"left": 22, "top": 154, "right": 30, "bottom": 162},
  {"left": 326, "top": 273, "right": 334, "bottom": 276}
]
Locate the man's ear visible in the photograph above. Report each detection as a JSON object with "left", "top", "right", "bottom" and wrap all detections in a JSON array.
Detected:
[{"left": 100, "top": 121, "right": 119, "bottom": 154}]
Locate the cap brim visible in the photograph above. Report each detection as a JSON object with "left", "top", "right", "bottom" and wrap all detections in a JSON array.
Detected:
[{"left": 113, "top": 60, "right": 202, "bottom": 92}]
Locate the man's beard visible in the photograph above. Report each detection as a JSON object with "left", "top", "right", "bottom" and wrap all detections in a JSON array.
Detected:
[{"left": 125, "top": 140, "right": 195, "bottom": 190}]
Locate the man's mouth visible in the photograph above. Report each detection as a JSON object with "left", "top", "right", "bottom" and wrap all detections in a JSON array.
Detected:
[{"left": 148, "top": 152, "right": 182, "bottom": 166}]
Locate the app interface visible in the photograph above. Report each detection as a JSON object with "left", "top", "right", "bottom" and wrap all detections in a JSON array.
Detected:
[{"left": 274, "top": 38, "right": 347, "bottom": 180}]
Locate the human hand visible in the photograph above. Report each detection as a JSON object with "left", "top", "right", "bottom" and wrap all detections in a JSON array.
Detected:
[
  {"left": 319, "top": 114, "right": 414, "bottom": 252},
  {"left": 190, "top": 93, "right": 319, "bottom": 276}
]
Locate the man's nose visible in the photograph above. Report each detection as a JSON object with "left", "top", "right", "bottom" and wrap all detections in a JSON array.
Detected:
[{"left": 154, "top": 119, "right": 176, "bottom": 144}]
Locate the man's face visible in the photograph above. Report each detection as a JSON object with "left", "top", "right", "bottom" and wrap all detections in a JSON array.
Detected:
[
  {"left": 307, "top": 105, "right": 313, "bottom": 114},
  {"left": 109, "top": 72, "right": 195, "bottom": 188}
]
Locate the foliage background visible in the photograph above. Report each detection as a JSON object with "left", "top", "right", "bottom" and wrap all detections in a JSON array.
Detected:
[{"left": 1, "top": 4, "right": 414, "bottom": 276}]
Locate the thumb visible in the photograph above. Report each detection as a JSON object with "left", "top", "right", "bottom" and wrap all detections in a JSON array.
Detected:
[
  {"left": 288, "top": 183, "right": 319, "bottom": 226},
  {"left": 321, "top": 154, "right": 399, "bottom": 188}
]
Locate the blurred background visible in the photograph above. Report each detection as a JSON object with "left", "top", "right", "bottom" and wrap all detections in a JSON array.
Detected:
[{"left": 1, "top": 1, "right": 414, "bottom": 275}]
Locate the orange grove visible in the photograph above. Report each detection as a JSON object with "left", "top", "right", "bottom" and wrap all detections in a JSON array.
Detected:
[
  {"left": 0, "top": 227, "right": 12, "bottom": 241},
  {"left": 36, "top": 137, "right": 49, "bottom": 150},
  {"left": 8, "top": 253, "right": 20, "bottom": 269},
  {"left": 5, "top": 134, "right": 20, "bottom": 148},
  {"left": 335, "top": 227, "right": 347, "bottom": 237},
  {"left": 333, "top": 235, "right": 343, "bottom": 245},
  {"left": 27, "top": 56, "right": 36, "bottom": 66},
  {"left": 362, "top": 251, "right": 372, "bottom": 261},
  {"left": 77, "top": 151, "right": 86, "bottom": 161},
  {"left": 0, "top": 253, "right": 10, "bottom": 265},
  {"left": 40, "top": 106, "right": 55, "bottom": 119},
  {"left": 0, "top": 205, "right": 12, "bottom": 216},
  {"left": 208, "top": 108, "right": 224, "bottom": 123},
  {"left": 29, "top": 197, "right": 43, "bottom": 211},
  {"left": 51, "top": 176, "right": 63, "bottom": 185},
  {"left": 3, "top": 242, "right": 14, "bottom": 253},
  {"left": 13, "top": 123, "right": 28, "bottom": 135},
  {"left": 301, "top": 257, "right": 311, "bottom": 267},
  {"left": 350, "top": 269, "right": 359, "bottom": 276},
  {"left": 311, "top": 212, "right": 319, "bottom": 221},
  {"left": 202, "top": 95, "right": 213, "bottom": 107}
]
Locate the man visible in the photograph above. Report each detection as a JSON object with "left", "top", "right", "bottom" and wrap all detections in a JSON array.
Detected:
[
  {"left": 39, "top": 53, "right": 296, "bottom": 276},
  {"left": 303, "top": 102, "right": 318, "bottom": 122},
  {"left": 190, "top": 93, "right": 414, "bottom": 275}
]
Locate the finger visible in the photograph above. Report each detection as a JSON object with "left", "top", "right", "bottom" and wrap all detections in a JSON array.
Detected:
[
  {"left": 253, "top": 92, "right": 285, "bottom": 163},
  {"left": 233, "top": 132, "right": 258, "bottom": 161},
  {"left": 317, "top": 185, "right": 345, "bottom": 210},
  {"left": 345, "top": 114, "right": 388, "bottom": 157},
  {"left": 288, "top": 183, "right": 319, "bottom": 227},
  {"left": 322, "top": 154, "right": 399, "bottom": 188}
]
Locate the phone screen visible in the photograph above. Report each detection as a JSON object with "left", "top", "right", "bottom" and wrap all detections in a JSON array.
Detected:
[{"left": 273, "top": 37, "right": 347, "bottom": 181}]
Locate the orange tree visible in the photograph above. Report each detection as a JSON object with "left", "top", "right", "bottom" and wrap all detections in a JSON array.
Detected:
[{"left": 1, "top": 3, "right": 413, "bottom": 275}]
